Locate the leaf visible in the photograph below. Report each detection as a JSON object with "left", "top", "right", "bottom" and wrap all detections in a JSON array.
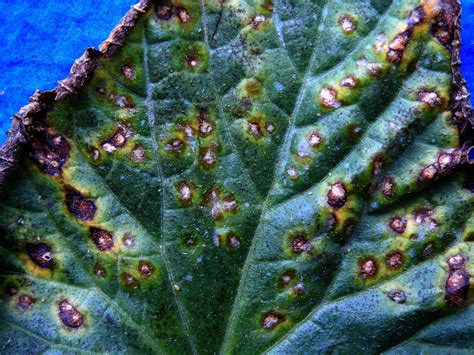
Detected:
[{"left": 0, "top": 0, "right": 472, "bottom": 353}]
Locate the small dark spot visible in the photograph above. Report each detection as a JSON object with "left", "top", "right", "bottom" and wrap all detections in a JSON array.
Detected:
[
  {"left": 6, "top": 285, "right": 18, "bottom": 296},
  {"left": 341, "top": 76, "right": 357, "bottom": 88},
  {"left": 197, "top": 107, "right": 214, "bottom": 136},
  {"left": 260, "top": 311, "right": 285, "bottom": 330},
  {"left": 386, "top": 252, "right": 404, "bottom": 270},
  {"left": 431, "top": 9, "right": 455, "bottom": 49},
  {"left": 346, "top": 124, "right": 362, "bottom": 141},
  {"left": 388, "top": 290, "right": 406, "bottom": 304},
  {"left": 290, "top": 234, "right": 311, "bottom": 254},
  {"left": 359, "top": 258, "right": 377, "bottom": 279},
  {"left": 389, "top": 216, "right": 407, "bottom": 234},
  {"left": 248, "top": 120, "right": 263, "bottom": 138},
  {"left": 251, "top": 14, "right": 266, "bottom": 27},
  {"left": 26, "top": 243, "right": 55, "bottom": 269},
  {"left": 418, "top": 164, "right": 438, "bottom": 183},
  {"left": 319, "top": 87, "right": 340, "bottom": 108},
  {"left": 371, "top": 156, "right": 384, "bottom": 177},
  {"left": 327, "top": 182, "right": 347, "bottom": 209},
  {"left": 121, "top": 64, "right": 136, "bottom": 80},
  {"left": 58, "top": 300, "right": 84, "bottom": 328},
  {"left": 177, "top": 182, "right": 194, "bottom": 207},
  {"left": 438, "top": 153, "right": 454, "bottom": 171},
  {"left": 205, "top": 188, "right": 237, "bottom": 220},
  {"left": 65, "top": 188, "right": 97, "bottom": 221},
  {"left": 139, "top": 261, "right": 154, "bottom": 277},
  {"left": 422, "top": 243, "right": 435, "bottom": 257},
  {"left": 29, "top": 126, "right": 71, "bottom": 176},
  {"left": 18, "top": 294, "right": 35, "bottom": 311},
  {"left": 121, "top": 272, "right": 140, "bottom": 289},
  {"left": 278, "top": 269, "right": 296, "bottom": 289},
  {"left": 89, "top": 227, "right": 114, "bottom": 252}
]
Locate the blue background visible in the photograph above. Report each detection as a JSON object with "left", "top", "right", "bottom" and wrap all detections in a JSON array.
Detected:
[{"left": 0, "top": 0, "right": 472, "bottom": 144}]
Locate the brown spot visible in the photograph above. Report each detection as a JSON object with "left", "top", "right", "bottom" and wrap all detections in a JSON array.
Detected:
[
  {"left": 408, "top": 6, "right": 425, "bottom": 25},
  {"left": 414, "top": 210, "right": 438, "bottom": 229},
  {"left": 341, "top": 76, "right": 357, "bottom": 88},
  {"left": 438, "top": 153, "right": 453, "bottom": 171},
  {"left": 29, "top": 126, "right": 71, "bottom": 176},
  {"left": 387, "top": 30, "right": 411, "bottom": 64},
  {"left": 386, "top": 252, "right": 404, "bottom": 270},
  {"left": 347, "top": 124, "right": 362, "bottom": 140},
  {"left": 265, "top": 123, "right": 276, "bottom": 134},
  {"left": 251, "top": 14, "right": 266, "bottom": 27},
  {"left": 260, "top": 311, "right": 285, "bottom": 330},
  {"left": 389, "top": 216, "right": 407, "bottom": 234},
  {"left": 26, "top": 243, "right": 55, "bottom": 269},
  {"left": 326, "top": 213, "right": 338, "bottom": 230},
  {"left": 197, "top": 107, "right": 214, "bottom": 136},
  {"left": 371, "top": 156, "right": 384, "bottom": 177},
  {"left": 292, "top": 283, "right": 305, "bottom": 295},
  {"left": 286, "top": 167, "right": 299, "bottom": 179},
  {"left": 65, "top": 188, "right": 97, "bottom": 221},
  {"left": 327, "top": 182, "right": 347, "bottom": 209},
  {"left": 388, "top": 290, "right": 406, "bottom": 304},
  {"left": 58, "top": 300, "right": 84, "bottom": 328},
  {"left": 248, "top": 120, "right": 263, "bottom": 138},
  {"left": 101, "top": 127, "right": 132, "bottom": 153},
  {"left": 165, "top": 138, "right": 185, "bottom": 154},
  {"left": 445, "top": 271, "right": 469, "bottom": 306},
  {"left": 89, "top": 146, "right": 100, "bottom": 161},
  {"left": 121, "top": 272, "right": 140, "bottom": 289},
  {"left": 278, "top": 269, "right": 296, "bottom": 289},
  {"left": 359, "top": 258, "right": 377, "bottom": 279},
  {"left": 226, "top": 234, "right": 241, "bottom": 249},
  {"left": 417, "top": 90, "right": 442, "bottom": 107},
  {"left": 319, "top": 87, "right": 340, "bottom": 108},
  {"left": 199, "top": 147, "right": 217, "bottom": 168},
  {"left": 339, "top": 16, "right": 356, "bottom": 33},
  {"left": 381, "top": 177, "right": 395, "bottom": 197},
  {"left": 447, "top": 254, "right": 465, "bottom": 271},
  {"left": 418, "top": 164, "right": 438, "bottom": 183},
  {"left": 177, "top": 182, "right": 194, "bottom": 207},
  {"left": 176, "top": 7, "right": 190, "bottom": 23},
  {"left": 122, "top": 234, "right": 136, "bottom": 249},
  {"left": 129, "top": 145, "right": 146, "bottom": 163},
  {"left": 93, "top": 264, "right": 107, "bottom": 278},
  {"left": 307, "top": 132, "right": 322, "bottom": 147},
  {"left": 138, "top": 261, "right": 154, "bottom": 277},
  {"left": 290, "top": 234, "right": 311, "bottom": 254},
  {"left": 18, "top": 295, "right": 35, "bottom": 312},
  {"left": 121, "top": 64, "right": 136, "bottom": 80},
  {"left": 343, "top": 217, "right": 357, "bottom": 237},
  {"left": 156, "top": 3, "right": 174, "bottom": 20},
  {"left": 205, "top": 188, "right": 238, "bottom": 220},
  {"left": 89, "top": 227, "right": 114, "bottom": 252},
  {"left": 186, "top": 54, "right": 199, "bottom": 69},
  {"left": 431, "top": 9, "right": 455, "bottom": 49}
]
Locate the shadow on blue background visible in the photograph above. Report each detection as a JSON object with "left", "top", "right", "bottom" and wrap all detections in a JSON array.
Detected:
[{"left": 0, "top": 0, "right": 472, "bottom": 144}]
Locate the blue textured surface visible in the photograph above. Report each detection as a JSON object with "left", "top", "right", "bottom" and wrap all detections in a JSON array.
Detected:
[{"left": 0, "top": 0, "right": 472, "bottom": 145}]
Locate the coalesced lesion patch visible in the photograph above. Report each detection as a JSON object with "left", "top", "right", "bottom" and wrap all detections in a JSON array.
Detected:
[{"left": 445, "top": 254, "right": 470, "bottom": 306}]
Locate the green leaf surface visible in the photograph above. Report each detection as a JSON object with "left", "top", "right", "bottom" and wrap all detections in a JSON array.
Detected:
[{"left": 0, "top": 0, "right": 472, "bottom": 353}]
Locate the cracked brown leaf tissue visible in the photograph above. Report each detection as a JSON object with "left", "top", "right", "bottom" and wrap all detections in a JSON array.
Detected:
[{"left": 0, "top": 0, "right": 473, "bottom": 353}]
